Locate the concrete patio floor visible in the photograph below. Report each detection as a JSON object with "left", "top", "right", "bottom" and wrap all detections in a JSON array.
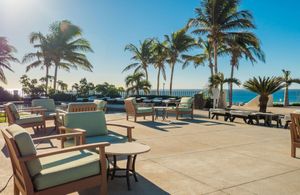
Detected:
[{"left": 1, "top": 110, "right": 299, "bottom": 195}]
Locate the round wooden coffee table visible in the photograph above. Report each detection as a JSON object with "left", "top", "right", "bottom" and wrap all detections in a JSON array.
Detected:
[{"left": 105, "top": 142, "right": 151, "bottom": 190}]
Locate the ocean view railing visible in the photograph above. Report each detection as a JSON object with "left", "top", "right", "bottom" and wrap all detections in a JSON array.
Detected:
[{"left": 119, "top": 89, "right": 202, "bottom": 98}]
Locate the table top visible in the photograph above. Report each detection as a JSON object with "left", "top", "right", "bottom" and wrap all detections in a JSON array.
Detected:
[{"left": 106, "top": 142, "right": 151, "bottom": 156}]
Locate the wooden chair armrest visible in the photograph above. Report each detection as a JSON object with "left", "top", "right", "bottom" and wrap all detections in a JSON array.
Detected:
[
  {"left": 59, "top": 127, "right": 87, "bottom": 147},
  {"left": 106, "top": 123, "right": 134, "bottom": 142},
  {"left": 56, "top": 109, "right": 67, "bottom": 114},
  {"left": 32, "top": 132, "right": 83, "bottom": 142},
  {"left": 20, "top": 142, "right": 110, "bottom": 162},
  {"left": 19, "top": 107, "right": 44, "bottom": 112}
]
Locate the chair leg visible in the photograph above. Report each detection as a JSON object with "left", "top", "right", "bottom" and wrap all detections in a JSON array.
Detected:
[
  {"left": 126, "top": 115, "right": 129, "bottom": 121},
  {"left": 291, "top": 145, "right": 296, "bottom": 158},
  {"left": 14, "top": 179, "right": 19, "bottom": 195},
  {"left": 152, "top": 114, "right": 154, "bottom": 121},
  {"left": 143, "top": 116, "right": 146, "bottom": 120},
  {"left": 100, "top": 179, "right": 108, "bottom": 195},
  {"left": 191, "top": 113, "right": 194, "bottom": 119},
  {"left": 176, "top": 113, "right": 179, "bottom": 120},
  {"left": 134, "top": 116, "right": 137, "bottom": 122}
]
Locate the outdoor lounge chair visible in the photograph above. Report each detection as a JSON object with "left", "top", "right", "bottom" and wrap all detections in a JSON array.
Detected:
[
  {"left": 289, "top": 113, "right": 300, "bottom": 158},
  {"left": 166, "top": 97, "right": 194, "bottom": 120},
  {"left": 59, "top": 111, "right": 134, "bottom": 148},
  {"left": 1, "top": 124, "right": 109, "bottom": 195},
  {"left": 124, "top": 97, "right": 154, "bottom": 122},
  {"left": 208, "top": 108, "right": 231, "bottom": 121},
  {"left": 94, "top": 99, "right": 107, "bottom": 112},
  {"left": 32, "top": 99, "right": 57, "bottom": 128},
  {"left": 229, "top": 110, "right": 256, "bottom": 124},
  {"left": 4, "top": 103, "right": 45, "bottom": 130}
]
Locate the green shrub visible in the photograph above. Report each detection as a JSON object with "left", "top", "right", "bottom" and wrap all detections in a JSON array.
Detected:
[{"left": 50, "top": 92, "right": 76, "bottom": 102}]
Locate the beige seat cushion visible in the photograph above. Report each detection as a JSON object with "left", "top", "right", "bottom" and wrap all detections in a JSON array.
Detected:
[
  {"left": 34, "top": 150, "right": 101, "bottom": 190},
  {"left": 15, "top": 114, "right": 43, "bottom": 125}
]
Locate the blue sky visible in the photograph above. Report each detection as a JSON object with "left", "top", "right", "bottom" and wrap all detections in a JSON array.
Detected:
[{"left": 1, "top": 0, "right": 300, "bottom": 90}]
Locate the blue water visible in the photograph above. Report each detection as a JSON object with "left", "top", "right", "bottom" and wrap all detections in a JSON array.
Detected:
[
  {"left": 229, "top": 89, "right": 300, "bottom": 104},
  {"left": 134, "top": 89, "right": 300, "bottom": 104}
]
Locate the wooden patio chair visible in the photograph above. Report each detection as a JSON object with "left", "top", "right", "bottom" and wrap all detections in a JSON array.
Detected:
[
  {"left": 94, "top": 100, "right": 107, "bottom": 112},
  {"left": 32, "top": 99, "right": 58, "bottom": 129},
  {"left": 290, "top": 113, "right": 300, "bottom": 157},
  {"left": 4, "top": 102, "right": 45, "bottom": 130},
  {"left": 124, "top": 97, "right": 154, "bottom": 122},
  {"left": 59, "top": 111, "right": 134, "bottom": 148},
  {"left": 1, "top": 124, "right": 109, "bottom": 195},
  {"left": 166, "top": 97, "right": 194, "bottom": 120},
  {"left": 56, "top": 102, "right": 98, "bottom": 126}
]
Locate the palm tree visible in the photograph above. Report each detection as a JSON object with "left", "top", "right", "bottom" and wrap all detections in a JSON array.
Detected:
[
  {"left": 280, "top": 69, "right": 300, "bottom": 107},
  {"left": 151, "top": 40, "right": 168, "bottom": 95},
  {"left": 223, "top": 32, "right": 265, "bottom": 107},
  {"left": 125, "top": 72, "right": 151, "bottom": 95},
  {"left": 244, "top": 76, "right": 283, "bottom": 112},
  {"left": 57, "top": 80, "right": 68, "bottom": 92},
  {"left": 209, "top": 72, "right": 241, "bottom": 108},
  {"left": 48, "top": 20, "right": 93, "bottom": 91},
  {"left": 123, "top": 39, "right": 153, "bottom": 81},
  {"left": 0, "top": 37, "right": 19, "bottom": 84},
  {"left": 23, "top": 32, "right": 53, "bottom": 94},
  {"left": 188, "top": 0, "right": 255, "bottom": 74},
  {"left": 164, "top": 28, "right": 194, "bottom": 95},
  {"left": 182, "top": 38, "right": 214, "bottom": 77}
]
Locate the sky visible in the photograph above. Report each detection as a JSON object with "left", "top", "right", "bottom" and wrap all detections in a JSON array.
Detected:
[{"left": 1, "top": 0, "right": 300, "bottom": 90}]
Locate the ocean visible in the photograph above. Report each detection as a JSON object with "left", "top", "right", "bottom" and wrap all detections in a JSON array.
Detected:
[{"left": 137, "top": 89, "right": 300, "bottom": 104}]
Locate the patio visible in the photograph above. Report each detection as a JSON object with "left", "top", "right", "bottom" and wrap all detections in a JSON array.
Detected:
[{"left": 1, "top": 110, "right": 299, "bottom": 195}]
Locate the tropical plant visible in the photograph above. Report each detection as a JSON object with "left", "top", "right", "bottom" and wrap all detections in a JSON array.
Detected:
[
  {"left": 57, "top": 80, "right": 68, "bottom": 92},
  {"left": 48, "top": 20, "right": 93, "bottom": 91},
  {"left": 243, "top": 76, "right": 284, "bottom": 112},
  {"left": 151, "top": 40, "right": 168, "bottom": 95},
  {"left": 95, "top": 82, "right": 123, "bottom": 97},
  {"left": 164, "top": 28, "right": 194, "bottom": 95},
  {"left": 223, "top": 32, "right": 265, "bottom": 107},
  {"left": 0, "top": 37, "right": 19, "bottom": 84},
  {"left": 208, "top": 72, "right": 241, "bottom": 108},
  {"left": 188, "top": 0, "right": 255, "bottom": 74},
  {"left": 22, "top": 32, "right": 53, "bottom": 94},
  {"left": 182, "top": 38, "right": 214, "bottom": 77},
  {"left": 19, "top": 75, "right": 45, "bottom": 97},
  {"left": 78, "top": 78, "right": 94, "bottom": 96},
  {"left": 280, "top": 69, "right": 300, "bottom": 107},
  {"left": 72, "top": 83, "right": 79, "bottom": 95},
  {"left": 125, "top": 72, "right": 151, "bottom": 95},
  {"left": 123, "top": 39, "right": 153, "bottom": 81}
]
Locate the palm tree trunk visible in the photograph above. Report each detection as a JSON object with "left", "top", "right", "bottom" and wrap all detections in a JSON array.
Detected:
[
  {"left": 259, "top": 95, "right": 269, "bottom": 113},
  {"left": 45, "top": 66, "right": 49, "bottom": 95},
  {"left": 213, "top": 41, "right": 218, "bottom": 74},
  {"left": 169, "top": 63, "right": 175, "bottom": 96},
  {"left": 284, "top": 85, "right": 289, "bottom": 107},
  {"left": 229, "top": 64, "right": 235, "bottom": 107},
  {"left": 157, "top": 67, "right": 161, "bottom": 96},
  {"left": 144, "top": 68, "right": 149, "bottom": 81},
  {"left": 53, "top": 63, "right": 58, "bottom": 91}
]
